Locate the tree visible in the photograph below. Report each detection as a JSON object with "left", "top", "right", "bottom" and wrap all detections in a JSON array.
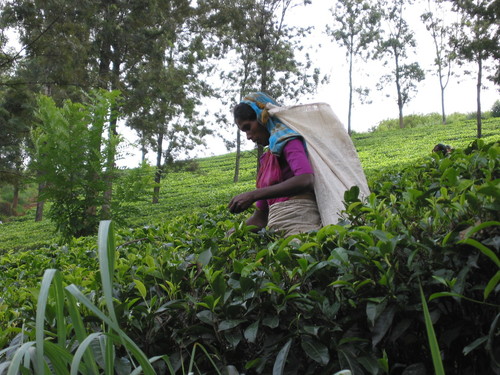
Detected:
[
  {"left": 327, "top": 0, "right": 381, "bottom": 135},
  {"left": 376, "top": 0, "right": 425, "bottom": 128},
  {"left": 32, "top": 90, "right": 120, "bottom": 241},
  {"left": 448, "top": 0, "right": 499, "bottom": 138},
  {"left": 421, "top": 0, "right": 456, "bottom": 124},
  {"left": 204, "top": 0, "right": 319, "bottom": 178},
  {"left": 125, "top": 1, "right": 212, "bottom": 203},
  {"left": 3, "top": 0, "right": 211, "bottom": 210},
  {"left": 0, "top": 86, "right": 34, "bottom": 216}
]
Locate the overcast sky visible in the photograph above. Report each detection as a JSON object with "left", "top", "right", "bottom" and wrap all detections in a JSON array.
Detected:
[{"left": 298, "top": 0, "right": 498, "bottom": 131}]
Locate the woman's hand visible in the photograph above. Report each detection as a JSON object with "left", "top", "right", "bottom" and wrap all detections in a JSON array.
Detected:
[
  {"left": 228, "top": 174, "right": 314, "bottom": 214},
  {"left": 226, "top": 207, "right": 269, "bottom": 237},
  {"left": 228, "top": 191, "right": 257, "bottom": 213}
]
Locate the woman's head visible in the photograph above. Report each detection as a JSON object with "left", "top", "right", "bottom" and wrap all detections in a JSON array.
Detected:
[
  {"left": 233, "top": 102, "right": 257, "bottom": 123},
  {"left": 233, "top": 103, "right": 270, "bottom": 146},
  {"left": 234, "top": 92, "right": 300, "bottom": 153}
]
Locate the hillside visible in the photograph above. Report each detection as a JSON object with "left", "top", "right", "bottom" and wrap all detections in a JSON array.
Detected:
[
  {"left": 0, "top": 118, "right": 498, "bottom": 373},
  {"left": 1, "top": 118, "right": 499, "bottom": 252}
]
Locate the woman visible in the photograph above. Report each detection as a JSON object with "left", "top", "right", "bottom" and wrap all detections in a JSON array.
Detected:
[{"left": 228, "top": 92, "right": 322, "bottom": 236}]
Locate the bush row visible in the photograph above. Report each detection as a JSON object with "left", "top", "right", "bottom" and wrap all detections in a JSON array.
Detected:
[{"left": 1, "top": 140, "right": 498, "bottom": 374}]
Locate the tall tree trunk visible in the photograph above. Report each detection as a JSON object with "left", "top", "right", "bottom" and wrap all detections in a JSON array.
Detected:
[
  {"left": 35, "top": 87, "right": 51, "bottom": 222},
  {"left": 12, "top": 182, "right": 19, "bottom": 216},
  {"left": 257, "top": 69, "right": 269, "bottom": 173},
  {"left": 35, "top": 181, "right": 45, "bottom": 222},
  {"left": 440, "top": 84, "right": 446, "bottom": 125},
  {"left": 233, "top": 130, "right": 241, "bottom": 183},
  {"left": 476, "top": 58, "right": 482, "bottom": 138},
  {"left": 141, "top": 133, "right": 147, "bottom": 163},
  {"left": 395, "top": 54, "right": 404, "bottom": 128},
  {"left": 152, "top": 130, "right": 164, "bottom": 204}
]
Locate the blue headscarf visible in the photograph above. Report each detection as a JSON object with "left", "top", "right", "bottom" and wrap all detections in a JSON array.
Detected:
[{"left": 241, "top": 92, "right": 301, "bottom": 155}]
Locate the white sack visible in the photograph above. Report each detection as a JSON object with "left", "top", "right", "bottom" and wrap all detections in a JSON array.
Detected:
[{"left": 267, "top": 102, "right": 369, "bottom": 225}]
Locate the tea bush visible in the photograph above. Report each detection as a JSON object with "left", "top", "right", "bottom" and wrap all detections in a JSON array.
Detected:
[
  {"left": 2, "top": 117, "right": 499, "bottom": 253},
  {"left": 1, "top": 140, "right": 498, "bottom": 374}
]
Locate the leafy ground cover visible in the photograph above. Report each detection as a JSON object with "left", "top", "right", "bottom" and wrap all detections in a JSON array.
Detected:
[
  {"left": 0, "top": 129, "right": 498, "bottom": 372},
  {"left": 0, "top": 118, "right": 499, "bottom": 252}
]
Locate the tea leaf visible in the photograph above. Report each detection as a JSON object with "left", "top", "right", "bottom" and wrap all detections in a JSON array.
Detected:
[
  {"left": 244, "top": 321, "right": 259, "bottom": 343},
  {"left": 301, "top": 337, "right": 329, "bottom": 365},
  {"left": 273, "top": 339, "right": 292, "bottom": 375},
  {"left": 133, "top": 279, "right": 147, "bottom": 299}
]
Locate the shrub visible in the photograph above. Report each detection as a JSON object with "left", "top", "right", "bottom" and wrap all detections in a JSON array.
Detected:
[
  {"left": 446, "top": 112, "right": 469, "bottom": 123},
  {"left": 374, "top": 113, "right": 443, "bottom": 131},
  {"left": 2, "top": 141, "right": 497, "bottom": 374},
  {"left": 32, "top": 90, "right": 121, "bottom": 242},
  {"left": 491, "top": 100, "right": 500, "bottom": 118}
]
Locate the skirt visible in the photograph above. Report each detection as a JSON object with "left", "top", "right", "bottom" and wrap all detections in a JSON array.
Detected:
[{"left": 267, "top": 198, "right": 322, "bottom": 237}]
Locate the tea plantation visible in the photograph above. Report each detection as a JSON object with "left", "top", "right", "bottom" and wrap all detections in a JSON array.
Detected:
[{"left": 0, "top": 118, "right": 499, "bottom": 374}]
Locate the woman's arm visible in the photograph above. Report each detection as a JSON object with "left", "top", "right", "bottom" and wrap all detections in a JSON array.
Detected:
[
  {"left": 228, "top": 173, "right": 314, "bottom": 214},
  {"left": 245, "top": 207, "right": 269, "bottom": 230},
  {"left": 226, "top": 206, "right": 268, "bottom": 236}
]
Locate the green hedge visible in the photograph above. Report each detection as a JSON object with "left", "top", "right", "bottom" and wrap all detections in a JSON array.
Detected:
[{"left": 1, "top": 140, "right": 498, "bottom": 374}]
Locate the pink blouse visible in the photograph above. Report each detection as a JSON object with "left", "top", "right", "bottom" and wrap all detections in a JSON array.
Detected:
[{"left": 256, "top": 138, "right": 314, "bottom": 211}]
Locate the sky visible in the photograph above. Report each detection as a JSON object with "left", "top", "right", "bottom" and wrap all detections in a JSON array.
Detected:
[{"left": 119, "top": 0, "right": 498, "bottom": 167}]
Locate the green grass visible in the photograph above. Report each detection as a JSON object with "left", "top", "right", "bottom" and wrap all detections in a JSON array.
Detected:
[{"left": 0, "top": 117, "right": 499, "bottom": 253}]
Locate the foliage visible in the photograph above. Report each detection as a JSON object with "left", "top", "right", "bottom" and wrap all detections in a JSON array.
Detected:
[
  {"left": 327, "top": 0, "right": 381, "bottom": 135},
  {"left": 0, "top": 86, "right": 36, "bottom": 218},
  {"left": 421, "top": 1, "right": 456, "bottom": 124},
  {"left": 123, "top": 0, "right": 213, "bottom": 203},
  {"left": 447, "top": 0, "right": 499, "bottom": 137},
  {"left": 203, "top": 0, "right": 319, "bottom": 179},
  {"left": 374, "top": 113, "right": 443, "bottom": 131},
  {"left": 1, "top": 116, "right": 499, "bottom": 252},
  {"left": 1, "top": 139, "right": 499, "bottom": 374},
  {"left": 492, "top": 100, "right": 500, "bottom": 118},
  {"left": 0, "top": 221, "right": 219, "bottom": 374},
  {"left": 32, "top": 90, "right": 121, "bottom": 241},
  {"left": 375, "top": 0, "right": 425, "bottom": 128}
]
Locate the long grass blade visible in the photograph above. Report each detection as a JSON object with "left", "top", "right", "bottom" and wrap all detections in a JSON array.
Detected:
[
  {"left": 129, "top": 355, "right": 176, "bottom": 375},
  {"left": 459, "top": 238, "right": 500, "bottom": 268},
  {"left": 487, "top": 313, "right": 500, "bottom": 368},
  {"left": 419, "top": 284, "right": 445, "bottom": 375},
  {"left": 98, "top": 221, "right": 121, "bottom": 375},
  {"left": 52, "top": 270, "right": 66, "bottom": 347},
  {"left": 0, "top": 362, "right": 12, "bottom": 374},
  {"left": 104, "top": 333, "right": 114, "bottom": 375},
  {"left": 65, "top": 292, "right": 99, "bottom": 375},
  {"left": 71, "top": 333, "right": 104, "bottom": 375},
  {"left": 462, "top": 221, "right": 500, "bottom": 239},
  {"left": 98, "top": 221, "right": 119, "bottom": 375},
  {"left": 36, "top": 269, "right": 60, "bottom": 375},
  {"left": 98, "top": 220, "right": 117, "bottom": 322},
  {"left": 65, "top": 285, "right": 156, "bottom": 374},
  {"left": 43, "top": 341, "right": 74, "bottom": 375},
  {"left": 484, "top": 271, "right": 500, "bottom": 300},
  {"left": 6, "top": 342, "right": 36, "bottom": 375},
  {"left": 193, "top": 344, "right": 222, "bottom": 375}
]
